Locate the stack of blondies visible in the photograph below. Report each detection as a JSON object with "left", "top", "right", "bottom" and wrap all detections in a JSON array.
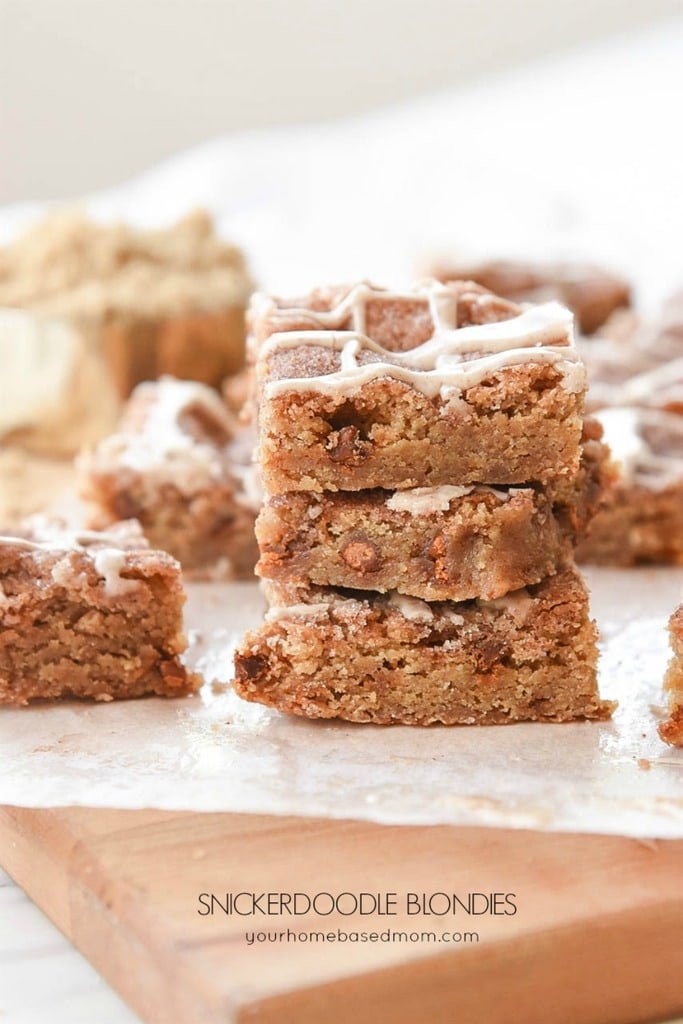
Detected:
[{"left": 234, "top": 280, "right": 612, "bottom": 726}]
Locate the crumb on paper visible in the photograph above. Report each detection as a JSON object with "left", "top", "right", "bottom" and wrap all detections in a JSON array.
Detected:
[
  {"left": 637, "top": 758, "right": 651, "bottom": 771},
  {"left": 211, "top": 680, "right": 229, "bottom": 696}
]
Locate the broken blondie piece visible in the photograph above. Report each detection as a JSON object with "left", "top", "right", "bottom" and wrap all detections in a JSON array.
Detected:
[
  {"left": 577, "top": 407, "right": 683, "bottom": 565},
  {"left": 253, "top": 280, "right": 586, "bottom": 494},
  {"left": 234, "top": 568, "right": 610, "bottom": 726},
  {"left": 80, "top": 378, "right": 260, "bottom": 579},
  {"left": 0, "top": 210, "right": 253, "bottom": 456},
  {"left": 659, "top": 605, "right": 683, "bottom": 747},
  {"left": 0, "top": 520, "right": 199, "bottom": 704}
]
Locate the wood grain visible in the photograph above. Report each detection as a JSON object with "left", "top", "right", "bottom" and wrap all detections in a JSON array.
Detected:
[{"left": 0, "top": 807, "right": 681, "bottom": 1024}]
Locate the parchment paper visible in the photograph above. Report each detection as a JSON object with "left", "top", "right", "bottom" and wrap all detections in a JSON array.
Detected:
[{"left": 0, "top": 568, "right": 681, "bottom": 838}]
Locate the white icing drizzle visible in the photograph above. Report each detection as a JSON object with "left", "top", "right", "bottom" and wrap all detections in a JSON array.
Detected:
[
  {"left": 259, "top": 282, "right": 582, "bottom": 401},
  {"left": 92, "top": 549, "right": 140, "bottom": 597},
  {"left": 386, "top": 486, "right": 474, "bottom": 513},
  {"left": 596, "top": 407, "right": 683, "bottom": 490},
  {"left": 486, "top": 486, "right": 515, "bottom": 502},
  {"left": 265, "top": 603, "right": 331, "bottom": 623},
  {"left": 91, "top": 377, "right": 250, "bottom": 497},
  {"left": 0, "top": 526, "right": 134, "bottom": 552},
  {"left": 0, "top": 524, "right": 145, "bottom": 596},
  {"left": 387, "top": 593, "right": 434, "bottom": 622},
  {"left": 385, "top": 484, "right": 512, "bottom": 514}
]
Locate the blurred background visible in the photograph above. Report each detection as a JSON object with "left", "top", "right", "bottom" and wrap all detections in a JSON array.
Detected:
[{"left": 1, "top": 0, "right": 681, "bottom": 204}]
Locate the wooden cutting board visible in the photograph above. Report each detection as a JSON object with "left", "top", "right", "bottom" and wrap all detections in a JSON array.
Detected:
[{"left": 0, "top": 807, "right": 682, "bottom": 1024}]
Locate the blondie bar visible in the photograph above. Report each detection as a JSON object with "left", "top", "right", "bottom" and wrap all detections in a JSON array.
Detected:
[
  {"left": 254, "top": 281, "right": 586, "bottom": 494},
  {"left": 0, "top": 520, "right": 199, "bottom": 704},
  {"left": 577, "top": 407, "right": 683, "bottom": 565},
  {"left": 80, "top": 378, "right": 260, "bottom": 579},
  {"left": 256, "top": 486, "right": 572, "bottom": 602},
  {"left": 430, "top": 258, "right": 631, "bottom": 334},
  {"left": 581, "top": 329, "right": 683, "bottom": 414},
  {"left": 660, "top": 605, "right": 683, "bottom": 747},
  {"left": 234, "top": 568, "right": 611, "bottom": 725},
  {"left": 255, "top": 422, "right": 608, "bottom": 600}
]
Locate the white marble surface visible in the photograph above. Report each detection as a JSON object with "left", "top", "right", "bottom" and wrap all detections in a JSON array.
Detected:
[{"left": 0, "top": 867, "right": 139, "bottom": 1024}]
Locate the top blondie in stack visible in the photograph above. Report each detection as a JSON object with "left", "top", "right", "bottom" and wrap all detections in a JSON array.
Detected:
[{"left": 234, "top": 280, "right": 612, "bottom": 725}]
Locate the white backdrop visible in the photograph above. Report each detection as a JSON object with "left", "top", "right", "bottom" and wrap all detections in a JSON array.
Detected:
[
  {"left": 2, "top": 14, "right": 681, "bottom": 310},
  {"left": 0, "top": 0, "right": 680, "bottom": 203}
]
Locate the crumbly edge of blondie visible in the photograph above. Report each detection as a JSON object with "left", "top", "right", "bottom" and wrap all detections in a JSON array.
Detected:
[
  {"left": 234, "top": 569, "right": 612, "bottom": 726},
  {"left": 0, "top": 534, "right": 199, "bottom": 704},
  {"left": 0, "top": 209, "right": 253, "bottom": 319},
  {"left": 576, "top": 483, "right": 683, "bottom": 566},
  {"left": 87, "top": 472, "right": 258, "bottom": 579},
  {"left": 659, "top": 607, "right": 683, "bottom": 747}
]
